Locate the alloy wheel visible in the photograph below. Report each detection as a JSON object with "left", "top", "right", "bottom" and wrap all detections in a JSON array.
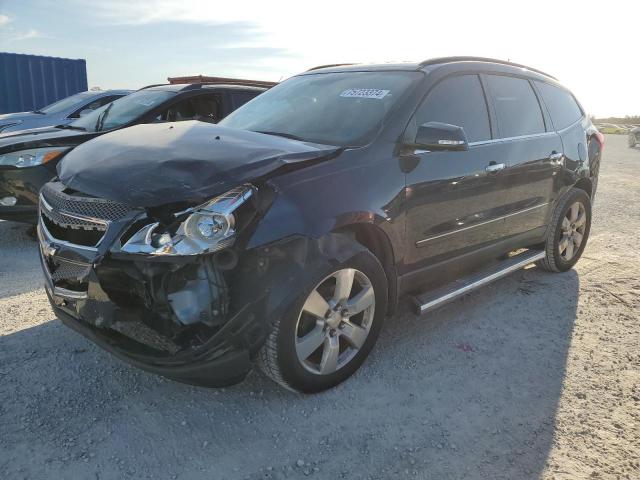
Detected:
[
  {"left": 294, "top": 268, "right": 375, "bottom": 375},
  {"left": 559, "top": 201, "right": 587, "bottom": 261}
]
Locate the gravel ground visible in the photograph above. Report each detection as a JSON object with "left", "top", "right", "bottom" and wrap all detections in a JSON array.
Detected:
[{"left": 0, "top": 134, "right": 638, "bottom": 480}]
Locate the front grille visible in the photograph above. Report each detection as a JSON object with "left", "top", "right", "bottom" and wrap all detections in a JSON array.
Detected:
[
  {"left": 50, "top": 259, "right": 91, "bottom": 282},
  {"left": 41, "top": 205, "right": 107, "bottom": 231},
  {"left": 40, "top": 182, "right": 134, "bottom": 247},
  {"left": 41, "top": 183, "right": 130, "bottom": 222}
]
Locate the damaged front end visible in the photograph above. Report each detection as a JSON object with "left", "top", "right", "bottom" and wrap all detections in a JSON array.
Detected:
[{"left": 38, "top": 181, "right": 273, "bottom": 386}]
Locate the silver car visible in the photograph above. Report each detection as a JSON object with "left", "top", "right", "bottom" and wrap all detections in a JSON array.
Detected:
[
  {"left": 629, "top": 126, "right": 640, "bottom": 147},
  {"left": 0, "top": 90, "right": 132, "bottom": 133}
]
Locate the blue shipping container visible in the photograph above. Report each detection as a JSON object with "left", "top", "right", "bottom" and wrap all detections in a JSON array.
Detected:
[{"left": 0, "top": 52, "right": 88, "bottom": 114}]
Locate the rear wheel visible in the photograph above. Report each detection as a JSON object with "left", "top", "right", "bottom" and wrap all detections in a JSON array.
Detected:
[
  {"left": 257, "top": 250, "right": 387, "bottom": 393},
  {"left": 629, "top": 133, "right": 638, "bottom": 148},
  {"left": 537, "top": 188, "right": 591, "bottom": 272}
]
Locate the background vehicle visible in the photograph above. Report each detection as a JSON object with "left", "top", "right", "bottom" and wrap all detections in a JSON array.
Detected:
[
  {"left": 38, "top": 57, "right": 602, "bottom": 393},
  {"left": 629, "top": 126, "right": 640, "bottom": 147},
  {"left": 0, "top": 83, "right": 267, "bottom": 223},
  {"left": 0, "top": 90, "right": 132, "bottom": 134}
]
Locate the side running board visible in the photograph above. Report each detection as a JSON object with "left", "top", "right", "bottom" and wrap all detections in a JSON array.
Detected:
[{"left": 411, "top": 249, "right": 546, "bottom": 315}]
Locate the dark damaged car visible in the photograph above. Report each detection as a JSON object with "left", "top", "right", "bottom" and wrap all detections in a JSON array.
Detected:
[
  {"left": 39, "top": 58, "right": 603, "bottom": 392},
  {"left": 0, "top": 83, "right": 266, "bottom": 223}
]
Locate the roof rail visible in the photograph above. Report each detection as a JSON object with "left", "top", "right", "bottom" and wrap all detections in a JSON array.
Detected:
[
  {"left": 140, "top": 83, "right": 169, "bottom": 90},
  {"left": 419, "top": 56, "right": 557, "bottom": 80},
  {"left": 306, "top": 63, "right": 357, "bottom": 72},
  {"left": 167, "top": 75, "right": 277, "bottom": 88},
  {"left": 184, "top": 82, "right": 268, "bottom": 91}
]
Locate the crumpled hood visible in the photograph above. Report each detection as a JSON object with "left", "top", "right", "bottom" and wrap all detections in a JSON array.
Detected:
[{"left": 58, "top": 121, "right": 341, "bottom": 207}]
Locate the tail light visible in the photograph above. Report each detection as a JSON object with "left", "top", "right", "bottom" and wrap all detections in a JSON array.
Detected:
[{"left": 593, "top": 131, "right": 605, "bottom": 151}]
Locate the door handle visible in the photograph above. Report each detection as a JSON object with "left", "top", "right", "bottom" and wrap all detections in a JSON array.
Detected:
[
  {"left": 549, "top": 152, "right": 564, "bottom": 164},
  {"left": 485, "top": 162, "right": 506, "bottom": 173}
]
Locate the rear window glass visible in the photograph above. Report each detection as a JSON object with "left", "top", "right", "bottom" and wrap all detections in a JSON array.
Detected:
[
  {"left": 486, "top": 75, "right": 545, "bottom": 138},
  {"left": 535, "top": 81, "right": 583, "bottom": 130}
]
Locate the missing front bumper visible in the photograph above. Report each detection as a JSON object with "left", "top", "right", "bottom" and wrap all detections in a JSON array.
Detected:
[{"left": 50, "top": 293, "right": 252, "bottom": 387}]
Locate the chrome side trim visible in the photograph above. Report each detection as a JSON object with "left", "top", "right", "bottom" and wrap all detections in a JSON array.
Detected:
[
  {"left": 416, "top": 203, "right": 549, "bottom": 246},
  {"left": 468, "top": 131, "right": 556, "bottom": 147},
  {"left": 412, "top": 250, "right": 546, "bottom": 315}
]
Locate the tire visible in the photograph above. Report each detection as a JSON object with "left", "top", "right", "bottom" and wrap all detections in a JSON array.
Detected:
[
  {"left": 629, "top": 134, "right": 638, "bottom": 148},
  {"left": 257, "top": 249, "right": 388, "bottom": 393},
  {"left": 537, "top": 188, "right": 592, "bottom": 273}
]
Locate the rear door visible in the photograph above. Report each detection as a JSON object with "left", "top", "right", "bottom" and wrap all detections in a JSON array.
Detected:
[
  {"left": 403, "top": 74, "right": 507, "bottom": 269},
  {"left": 482, "top": 74, "right": 563, "bottom": 240},
  {"left": 534, "top": 80, "right": 590, "bottom": 190}
]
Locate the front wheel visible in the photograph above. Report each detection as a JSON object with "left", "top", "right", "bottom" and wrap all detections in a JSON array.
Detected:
[
  {"left": 257, "top": 250, "right": 387, "bottom": 393},
  {"left": 537, "top": 188, "right": 592, "bottom": 272}
]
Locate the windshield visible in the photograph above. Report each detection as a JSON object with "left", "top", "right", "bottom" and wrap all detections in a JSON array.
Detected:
[
  {"left": 70, "top": 90, "right": 175, "bottom": 132},
  {"left": 220, "top": 71, "right": 421, "bottom": 146},
  {"left": 38, "top": 92, "right": 95, "bottom": 114}
]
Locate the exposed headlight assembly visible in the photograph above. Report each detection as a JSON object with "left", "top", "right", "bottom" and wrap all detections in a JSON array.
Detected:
[
  {"left": 120, "top": 185, "right": 255, "bottom": 256},
  {"left": 0, "top": 147, "right": 71, "bottom": 168}
]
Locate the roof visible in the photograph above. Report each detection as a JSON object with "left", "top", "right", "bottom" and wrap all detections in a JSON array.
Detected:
[{"left": 303, "top": 57, "right": 557, "bottom": 80}]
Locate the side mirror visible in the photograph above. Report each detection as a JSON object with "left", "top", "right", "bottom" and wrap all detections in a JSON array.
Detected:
[
  {"left": 78, "top": 109, "right": 94, "bottom": 117},
  {"left": 414, "top": 121, "right": 469, "bottom": 151}
]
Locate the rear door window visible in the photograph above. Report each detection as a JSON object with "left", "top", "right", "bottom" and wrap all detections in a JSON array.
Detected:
[
  {"left": 189, "top": 94, "right": 221, "bottom": 122},
  {"left": 231, "top": 92, "right": 259, "bottom": 110},
  {"left": 535, "top": 81, "right": 583, "bottom": 130},
  {"left": 158, "top": 94, "right": 221, "bottom": 122},
  {"left": 485, "top": 75, "right": 545, "bottom": 138},
  {"left": 411, "top": 74, "right": 491, "bottom": 143}
]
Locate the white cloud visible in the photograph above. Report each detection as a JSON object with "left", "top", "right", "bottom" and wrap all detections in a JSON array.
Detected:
[
  {"left": 11, "top": 29, "right": 45, "bottom": 41},
  {"left": 85, "top": 0, "right": 639, "bottom": 116},
  {"left": 0, "top": 14, "right": 11, "bottom": 26}
]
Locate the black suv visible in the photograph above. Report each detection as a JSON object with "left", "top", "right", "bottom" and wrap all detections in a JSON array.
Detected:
[
  {"left": 0, "top": 83, "right": 266, "bottom": 223},
  {"left": 38, "top": 57, "right": 603, "bottom": 393}
]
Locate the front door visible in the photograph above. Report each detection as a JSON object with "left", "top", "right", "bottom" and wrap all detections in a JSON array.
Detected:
[{"left": 402, "top": 74, "right": 507, "bottom": 272}]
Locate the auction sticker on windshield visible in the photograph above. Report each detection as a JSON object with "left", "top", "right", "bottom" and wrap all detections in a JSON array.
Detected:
[{"left": 340, "top": 89, "right": 390, "bottom": 99}]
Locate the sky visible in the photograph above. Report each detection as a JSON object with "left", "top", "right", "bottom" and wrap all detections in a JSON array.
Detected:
[{"left": 0, "top": 0, "right": 638, "bottom": 117}]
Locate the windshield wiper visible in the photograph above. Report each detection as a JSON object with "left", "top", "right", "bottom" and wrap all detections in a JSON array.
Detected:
[
  {"left": 31, "top": 110, "right": 45, "bottom": 115},
  {"left": 255, "top": 130, "right": 305, "bottom": 141},
  {"left": 57, "top": 124, "right": 86, "bottom": 131},
  {"left": 95, "top": 103, "right": 114, "bottom": 132}
]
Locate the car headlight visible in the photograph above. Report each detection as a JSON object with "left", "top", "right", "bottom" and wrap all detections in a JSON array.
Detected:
[
  {"left": 120, "top": 184, "right": 255, "bottom": 256},
  {"left": 0, "top": 147, "right": 71, "bottom": 168}
]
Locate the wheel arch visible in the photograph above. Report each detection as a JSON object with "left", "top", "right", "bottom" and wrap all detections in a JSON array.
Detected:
[
  {"left": 335, "top": 222, "right": 399, "bottom": 315},
  {"left": 573, "top": 177, "right": 593, "bottom": 198}
]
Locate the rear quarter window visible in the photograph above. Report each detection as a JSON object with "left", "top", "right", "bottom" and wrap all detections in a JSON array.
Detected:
[{"left": 535, "top": 81, "right": 583, "bottom": 130}]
